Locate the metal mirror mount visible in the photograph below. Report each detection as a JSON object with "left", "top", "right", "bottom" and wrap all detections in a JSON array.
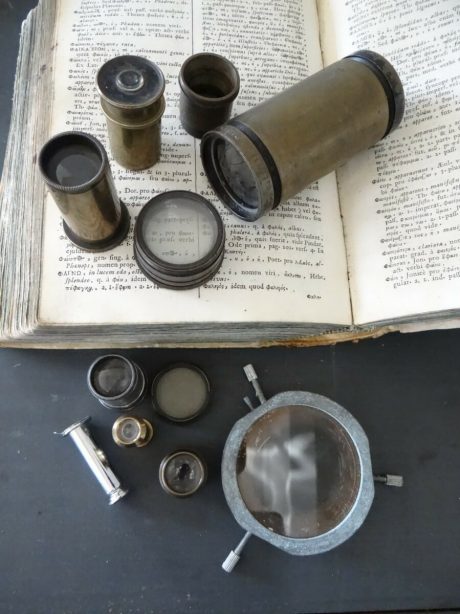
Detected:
[{"left": 221, "top": 365, "right": 403, "bottom": 573}]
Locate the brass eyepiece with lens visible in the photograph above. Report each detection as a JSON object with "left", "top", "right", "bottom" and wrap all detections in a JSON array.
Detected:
[
  {"left": 97, "top": 55, "right": 166, "bottom": 170},
  {"left": 201, "top": 50, "right": 405, "bottom": 221},
  {"left": 38, "top": 131, "right": 130, "bottom": 251}
]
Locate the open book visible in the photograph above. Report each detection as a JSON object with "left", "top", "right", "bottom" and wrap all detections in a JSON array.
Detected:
[{"left": 1, "top": 0, "right": 460, "bottom": 348}]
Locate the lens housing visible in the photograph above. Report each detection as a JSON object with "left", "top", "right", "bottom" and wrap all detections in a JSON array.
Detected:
[
  {"left": 134, "top": 191, "right": 225, "bottom": 290},
  {"left": 39, "top": 131, "right": 130, "bottom": 250},
  {"left": 87, "top": 354, "right": 146, "bottom": 410}
]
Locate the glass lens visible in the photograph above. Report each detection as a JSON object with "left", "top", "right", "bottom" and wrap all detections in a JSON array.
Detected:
[
  {"left": 216, "top": 140, "right": 259, "bottom": 209},
  {"left": 141, "top": 195, "right": 218, "bottom": 265},
  {"left": 45, "top": 142, "right": 102, "bottom": 187},
  {"left": 116, "top": 68, "right": 145, "bottom": 92},
  {"left": 236, "top": 405, "right": 361, "bottom": 539},
  {"left": 119, "top": 418, "right": 141, "bottom": 443},
  {"left": 154, "top": 366, "right": 209, "bottom": 420},
  {"left": 162, "top": 453, "right": 204, "bottom": 495},
  {"left": 91, "top": 357, "right": 132, "bottom": 397}
]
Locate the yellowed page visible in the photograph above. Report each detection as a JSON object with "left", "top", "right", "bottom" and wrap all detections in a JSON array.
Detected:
[
  {"left": 38, "top": 0, "right": 351, "bottom": 327},
  {"left": 319, "top": 0, "right": 460, "bottom": 325}
]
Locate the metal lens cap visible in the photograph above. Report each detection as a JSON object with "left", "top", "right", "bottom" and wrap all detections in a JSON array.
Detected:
[
  {"left": 152, "top": 364, "right": 210, "bottom": 422},
  {"left": 159, "top": 451, "right": 207, "bottom": 497},
  {"left": 97, "top": 55, "right": 165, "bottom": 108},
  {"left": 134, "top": 191, "right": 225, "bottom": 290}
]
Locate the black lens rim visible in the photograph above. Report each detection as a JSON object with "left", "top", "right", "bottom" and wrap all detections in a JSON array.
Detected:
[
  {"left": 134, "top": 191, "right": 225, "bottom": 290},
  {"left": 38, "top": 131, "right": 107, "bottom": 194}
]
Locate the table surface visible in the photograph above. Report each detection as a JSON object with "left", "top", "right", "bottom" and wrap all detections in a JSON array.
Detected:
[{"left": 1, "top": 2, "right": 460, "bottom": 613}]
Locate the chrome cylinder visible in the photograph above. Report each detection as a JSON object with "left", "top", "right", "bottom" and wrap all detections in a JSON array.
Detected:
[{"left": 55, "top": 417, "right": 128, "bottom": 505}]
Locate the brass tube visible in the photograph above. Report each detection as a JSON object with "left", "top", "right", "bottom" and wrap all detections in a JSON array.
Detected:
[
  {"left": 201, "top": 50, "right": 404, "bottom": 221},
  {"left": 38, "top": 131, "right": 129, "bottom": 251},
  {"left": 179, "top": 52, "right": 240, "bottom": 138},
  {"left": 97, "top": 56, "right": 166, "bottom": 170}
]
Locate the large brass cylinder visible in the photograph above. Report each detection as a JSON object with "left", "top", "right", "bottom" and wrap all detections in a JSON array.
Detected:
[
  {"left": 38, "top": 131, "right": 130, "bottom": 251},
  {"left": 201, "top": 50, "right": 404, "bottom": 221}
]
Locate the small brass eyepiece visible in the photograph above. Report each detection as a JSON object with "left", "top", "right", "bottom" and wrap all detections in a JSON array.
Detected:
[{"left": 112, "top": 415, "right": 154, "bottom": 448}]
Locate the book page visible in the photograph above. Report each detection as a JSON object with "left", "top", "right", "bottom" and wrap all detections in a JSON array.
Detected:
[
  {"left": 318, "top": 0, "right": 460, "bottom": 325},
  {"left": 38, "top": 0, "right": 351, "bottom": 327}
]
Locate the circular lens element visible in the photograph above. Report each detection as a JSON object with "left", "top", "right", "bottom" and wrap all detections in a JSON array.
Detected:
[
  {"left": 236, "top": 404, "right": 360, "bottom": 539},
  {"left": 39, "top": 132, "right": 105, "bottom": 190},
  {"left": 201, "top": 127, "right": 277, "bottom": 221},
  {"left": 97, "top": 55, "right": 165, "bottom": 108},
  {"left": 216, "top": 140, "right": 259, "bottom": 209},
  {"left": 87, "top": 354, "right": 146, "bottom": 410},
  {"left": 116, "top": 68, "right": 145, "bottom": 92},
  {"left": 152, "top": 364, "right": 210, "bottom": 422},
  {"left": 134, "top": 191, "right": 225, "bottom": 289},
  {"left": 92, "top": 357, "right": 132, "bottom": 397},
  {"left": 112, "top": 415, "right": 154, "bottom": 447},
  {"left": 159, "top": 451, "right": 207, "bottom": 497}
]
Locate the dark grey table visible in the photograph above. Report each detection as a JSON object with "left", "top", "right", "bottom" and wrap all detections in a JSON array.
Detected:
[{"left": 1, "top": 2, "right": 459, "bottom": 613}]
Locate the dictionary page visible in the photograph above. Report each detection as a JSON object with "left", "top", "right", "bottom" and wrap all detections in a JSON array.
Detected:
[
  {"left": 319, "top": 0, "right": 460, "bottom": 325},
  {"left": 38, "top": 0, "right": 351, "bottom": 328}
]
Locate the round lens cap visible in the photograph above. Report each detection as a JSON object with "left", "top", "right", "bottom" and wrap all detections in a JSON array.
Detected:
[
  {"left": 97, "top": 55, "right": 165, "bottom": 109},
  {"left": 152, "top": 363, "right": 211, "bottom": 422}
]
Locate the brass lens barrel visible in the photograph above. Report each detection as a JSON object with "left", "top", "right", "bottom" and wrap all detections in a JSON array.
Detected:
[
  {"left": 97, "top": 55, "right": 166, "bottom": 170},
  {"left": 201, "top": 50, "right": 404, "bottom": 221},
  {"left": 38, "top": 131, "right": 129, "bottom": 251}
]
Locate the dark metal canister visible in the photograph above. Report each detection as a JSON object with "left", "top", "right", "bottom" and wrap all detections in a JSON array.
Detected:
[
  {"left": 201, "top": 50, "right": 405, "bottom": 221},
  {"left": 179, "top": 53, "right": 240, "bottom": 139},
  {"left": 38, "top": 131, "right": 130, "bottom": 251},
  {"left": 97, "top": 56, "right": 166, "bottom": 170}
]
